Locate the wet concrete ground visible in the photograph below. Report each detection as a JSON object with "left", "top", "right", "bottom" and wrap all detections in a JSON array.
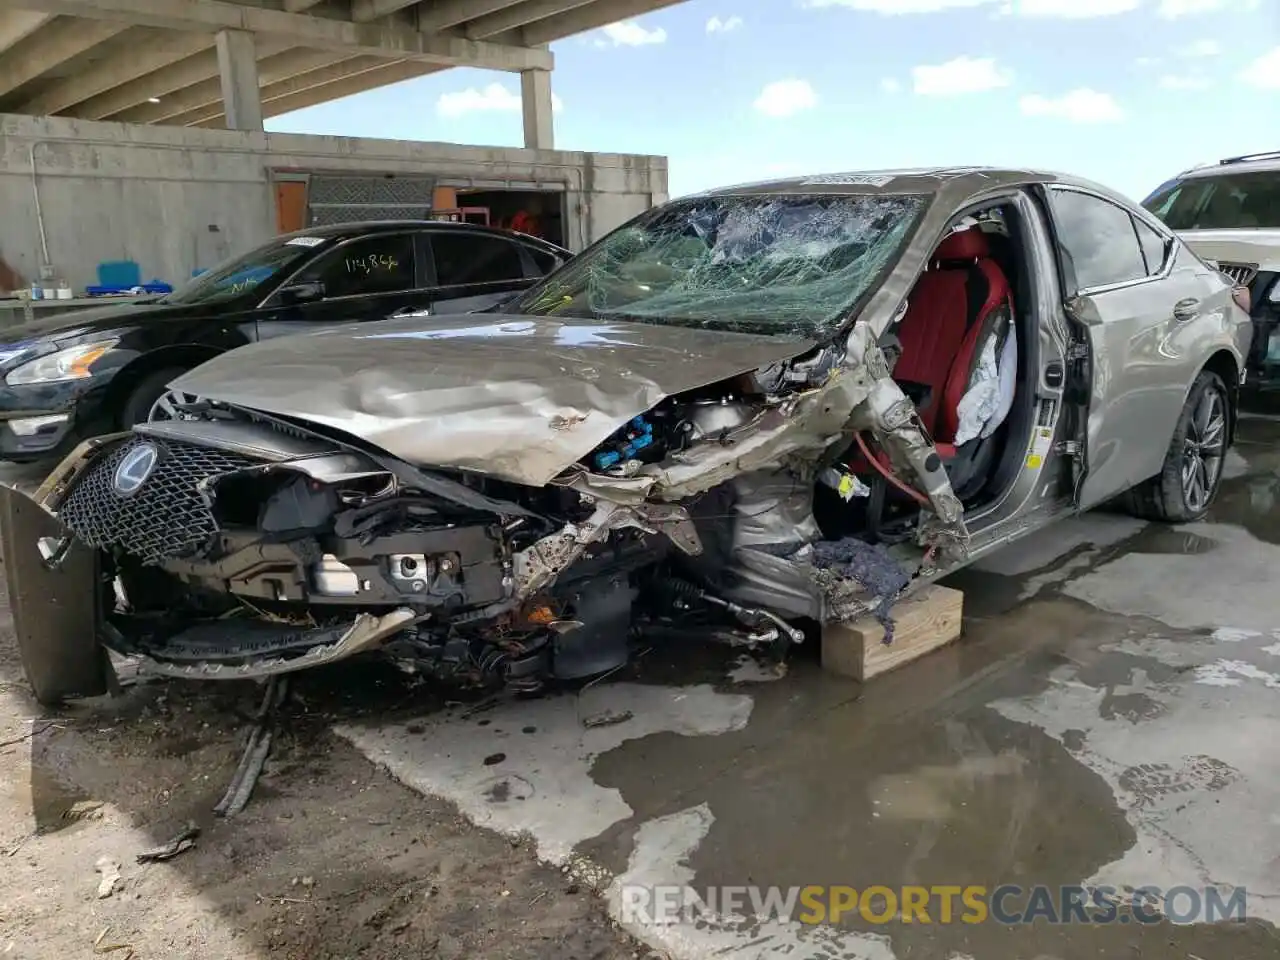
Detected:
[
  {"left": 3, "top": 418, "right": 1279, "bottom": 958},
  {"left": 337, "top": 414, "right": 1280, "bottom": 960}
]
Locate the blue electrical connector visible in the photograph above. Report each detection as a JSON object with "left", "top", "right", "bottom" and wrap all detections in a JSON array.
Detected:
[{"left": 593, "top": 415, "right": 654, "bottom": 470}]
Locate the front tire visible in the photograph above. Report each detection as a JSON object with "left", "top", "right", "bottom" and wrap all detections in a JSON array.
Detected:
[
  {"left": 117, "top": 367, "right": 190, "bottom": 427},
  {"left": 1124, "top": 369, "right": 1229, "bottom": 523}
]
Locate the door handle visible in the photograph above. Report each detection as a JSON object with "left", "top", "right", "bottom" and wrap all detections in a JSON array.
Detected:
[
  {"left": 389, "top": 305, "right": 429, "bottom": 318},
  {"left": 1172, "top": 298, "right": 1199, "bottom": 322}
]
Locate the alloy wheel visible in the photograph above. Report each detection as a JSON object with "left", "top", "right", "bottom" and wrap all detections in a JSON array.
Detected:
[
  {"left": 1181, "top": 384, "right": 1226, "bottom": 513},
  {"left": 147, "top": 389, "right": 202, "bottom": 423}
]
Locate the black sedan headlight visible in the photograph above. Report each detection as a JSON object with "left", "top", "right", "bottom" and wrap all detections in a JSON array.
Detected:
[{"left": 4, "top": 340, "right": 117, "bottom": 386}]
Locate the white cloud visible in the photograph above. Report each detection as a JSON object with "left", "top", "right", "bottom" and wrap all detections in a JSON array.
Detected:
[
  {"left": 803, "top": 0, "right": 1140, "bottom": 14},
  {"left": 1134, "top": 55, "right": 1161, "bottom": 68},
  {"left": 437, "top": 83, "right": 563, "bottom": 118},
  {"left": 1177, "top": 38, "right": 1221, "bottom": 57},
  {"left": 1240, "top": 47, "right": 1280, "bottom": 89},
  {"left": 706, "top": 15, "right": 744, "bottom": 32},
  {"left": 1014, "top": 0, "right": 1139, "bottom": 16},
  {"left": 753, "top": 79, "right": 818, "bottom": 118},
  {"left": 1158, "top": 0, "right": 1225, "bottom": 15},
  {"left": 1158, "top": 73, "right": 1212, "bottom": 90},
  {"left": 802, "top": 0, "right": 992, "bottom": 11},
  {"left": 596, "top": 18, "right": 667, "bottom": 46},
  {"left": 1019, "top": 88, "right": 1125, "bottom": 122},
  {"left": 911, "top": 56, "right": 1012, "bottom": 96},
  {"left": 881, "top": 77, "right": 903, "bottom": 93}
]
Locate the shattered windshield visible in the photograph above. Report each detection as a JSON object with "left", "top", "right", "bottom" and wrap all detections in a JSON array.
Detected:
[{"left": 513, "top": 193, "right": 929, "bottom": 337}]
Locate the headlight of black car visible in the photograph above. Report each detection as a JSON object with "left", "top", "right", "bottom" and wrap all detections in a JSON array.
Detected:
[{"left": 5, "top": 339, "right": 118, "bottom": 386}]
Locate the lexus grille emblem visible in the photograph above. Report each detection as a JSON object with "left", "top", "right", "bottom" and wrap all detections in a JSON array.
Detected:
[{"left": 113, "top": 442, "right": 159, "bottom": 497}]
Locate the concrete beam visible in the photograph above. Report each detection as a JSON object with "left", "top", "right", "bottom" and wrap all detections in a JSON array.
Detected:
[
  {"left": 19, "top": 30, "right": 210, "bottom": 115},
  {"left": 347, "top": 0, "right": 533, "bottom": 29},
  {"left": 0, "top": 10, "right": 53, "bottom": 55},
  {"left": 72, "top": 39, "right": 290, "bottom": 119},
  {"left": 521, "top": 67, "right": 552, "bottom": 150},
  {"left": 214, "top": 28, "right": 261, "bottom": 129},
  {"left": 465, "top": 0, "right": 593, "bottom": 39},
  {"left": 0, "top": 16, "right": 127, "bottom": 97},
  {"left": 17, "top": 0, "right": 554, "bottom": 72},
  {"left": 193, "top": 59, "right": 444, "bottom": 126},
  {"left": 163, "top": 53, "right": 373, "bottom": 125},
  {"left": 518, "top": 0, "right": 682, "bottom": 46},
  {"left": 116, "top": 47, "right": 338, "bottom": 123}
]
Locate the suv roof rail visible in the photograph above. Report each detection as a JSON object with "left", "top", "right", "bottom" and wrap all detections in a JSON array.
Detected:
[{"left": 1220, "top": 151, "right": 1280, "bottom": 165}]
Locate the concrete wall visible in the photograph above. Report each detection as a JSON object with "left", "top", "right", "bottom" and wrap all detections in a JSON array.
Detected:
[{"left": 0, "top": 113, "right": 669, "bottom": 295}]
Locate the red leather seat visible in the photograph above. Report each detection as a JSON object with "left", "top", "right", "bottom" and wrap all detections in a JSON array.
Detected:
[{"left": 892, "top": 226, "right": 1013, "bottom": 458}]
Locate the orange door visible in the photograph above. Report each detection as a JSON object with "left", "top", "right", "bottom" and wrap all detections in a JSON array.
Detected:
[{"left": 274, "top": 181, "right": 308, "bottom": 233}]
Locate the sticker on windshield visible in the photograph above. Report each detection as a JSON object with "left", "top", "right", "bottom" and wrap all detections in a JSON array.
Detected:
[
  {"left": 800, "top": 174, "right": 896, "bottom": 187},
  {"left": 286, "top": 236, "right": 326, "bottom": 247}
]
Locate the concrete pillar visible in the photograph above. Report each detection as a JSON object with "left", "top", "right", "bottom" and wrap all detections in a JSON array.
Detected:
[
  {"left": 520, "top": 68, "right": 553, "bottom": 150},
  {"left": 215, "top": 28, "right": 263, "bottom": 131}
]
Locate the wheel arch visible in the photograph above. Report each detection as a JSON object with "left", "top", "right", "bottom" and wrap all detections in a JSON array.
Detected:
[{"left": 102, "top": 344, "right": 224, "bottom": 427}]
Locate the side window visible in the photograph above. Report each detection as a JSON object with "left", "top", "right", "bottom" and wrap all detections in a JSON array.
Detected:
[
  {"left": 434, "top": 233, "right": 527, "bottom": 286},
  {"left": 1133, "top": 217, "right": 1170, "bottom": 276},
  {"left": 1049, "top": 189, "right": 1147, "bottom": 290},
  {"left": 299, "top": 234, "right": 415, "bottom": 299},
  {"left": 526, "top": 246, "right": 563, "bottom": 276}
]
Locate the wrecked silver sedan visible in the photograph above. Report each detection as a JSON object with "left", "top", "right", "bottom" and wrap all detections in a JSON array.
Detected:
[{"left": 1, "top": 167, "right": 1252, "bottom": 704}]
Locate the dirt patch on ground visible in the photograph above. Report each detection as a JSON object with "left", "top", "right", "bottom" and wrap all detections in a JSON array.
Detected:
[{"left": 0, "top": 599, "right": 643, "bottom": 959}]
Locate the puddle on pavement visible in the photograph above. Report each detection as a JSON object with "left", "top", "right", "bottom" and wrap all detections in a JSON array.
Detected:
[
  {"left": 1126, "top": 526, "right": 1220, "bottom": 555},
  {"left": 582, "top": 596, "right": 1280, "bottom": 959}
]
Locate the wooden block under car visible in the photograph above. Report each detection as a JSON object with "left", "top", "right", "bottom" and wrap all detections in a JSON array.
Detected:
[{"left": 821, "top": 584, "right": 964, "bottom": 681}]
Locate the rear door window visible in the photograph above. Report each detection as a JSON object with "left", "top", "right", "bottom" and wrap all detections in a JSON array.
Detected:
[
  {"left": 433, "top": 232, "right": 528, "bottom": 286},
  {"left": 1049, "top": 189, "right": 1147, "bottom": 290},
  {"left": 526, "top": 245, "right": 564, "bottom": 276},
  {"left": 1133, "top": 217, "right": 1171, "bottom": 276}
]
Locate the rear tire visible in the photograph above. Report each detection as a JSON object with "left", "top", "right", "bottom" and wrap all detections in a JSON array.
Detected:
[
  {"left": 1123, "top": 370, "right": 1229, "bottom": 523},
  {"left": 117, "top": 367, "right": 189, "bottom": 427}
]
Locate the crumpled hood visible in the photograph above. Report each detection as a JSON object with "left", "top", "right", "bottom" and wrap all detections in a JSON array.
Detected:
[
  {"left": 171, "top": 314, "right": 816, "bottom": 486},
  {"left": 1178, "top": 228, "right": 1280, "bottom": 271}
]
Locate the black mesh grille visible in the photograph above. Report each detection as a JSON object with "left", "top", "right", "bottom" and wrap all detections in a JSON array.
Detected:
[{"left": 59, "top": 437, "right": 258, "bottom": 565}]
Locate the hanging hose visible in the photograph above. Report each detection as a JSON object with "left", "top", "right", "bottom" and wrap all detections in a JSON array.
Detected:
[{"left": 853, "top": 432, "right": 931, "bottom": 507}]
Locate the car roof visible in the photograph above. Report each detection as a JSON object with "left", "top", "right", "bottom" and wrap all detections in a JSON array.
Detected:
[
  {"left": 275, "top": 219, "right": 571, "bottom": 255},
  {"left": 683, "top": 165, "right": 1127, "bottom": 205},
  {"left": 1174, "top": 152, "right": 1280, "bottom": 180}
]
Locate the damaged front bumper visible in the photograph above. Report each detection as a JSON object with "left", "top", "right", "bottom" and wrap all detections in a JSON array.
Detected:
[{"left": 8, "top": 322, "right": 969, "bottom": 695}]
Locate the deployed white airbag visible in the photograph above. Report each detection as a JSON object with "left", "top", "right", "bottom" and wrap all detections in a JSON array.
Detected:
[{"left": 953, "top": 324, "right": 1017, "bottom": 447}]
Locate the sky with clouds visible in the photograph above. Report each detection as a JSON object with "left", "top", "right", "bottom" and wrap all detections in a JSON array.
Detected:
[{"left": 267, "top": 0, "right": 1280, "bottom": 202}]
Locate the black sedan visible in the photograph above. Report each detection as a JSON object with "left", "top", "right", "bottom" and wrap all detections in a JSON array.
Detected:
[{"left": 0, "top": 220, "right": 570, "bottom": 463}]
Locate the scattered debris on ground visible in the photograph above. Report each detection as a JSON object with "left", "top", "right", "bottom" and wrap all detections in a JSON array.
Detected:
[
  {"left": 136, "top": 821, "right": 200, "bottom": 864},
  {"left": 94, "top": 856, "right": 121, "bottom": 898}
]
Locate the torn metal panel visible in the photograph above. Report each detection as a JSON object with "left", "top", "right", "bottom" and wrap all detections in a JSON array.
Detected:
[
  {"left": 170, "top": 314, "right": 815, "bottom": 487},
  {"left": 133, "top": 608, "right": 418, "bottom": 680}
]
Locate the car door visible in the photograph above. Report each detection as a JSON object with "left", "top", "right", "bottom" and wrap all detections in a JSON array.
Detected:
[
  {"left": 254, "top": 231, "right": 430, "bottom": 339},
  {"left": 1045, "top": 186, "right": 1220, "bottom": 509},
  {"left": 426, "top": 229, "right": 550, "bottom": 315}
]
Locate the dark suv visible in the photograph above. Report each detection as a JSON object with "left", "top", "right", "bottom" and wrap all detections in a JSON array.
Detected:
[{"left": 0, "top": 221, "right": 570, "bottom": 462}]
